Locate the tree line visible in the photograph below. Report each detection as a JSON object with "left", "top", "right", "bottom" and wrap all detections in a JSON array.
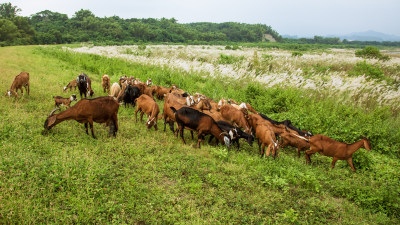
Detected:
[
  {"left": 1, "top": 3, "right": 399, "bottom": 47},
  {"left": 0, "top": 3, "right": 282, "bottom": 46}
]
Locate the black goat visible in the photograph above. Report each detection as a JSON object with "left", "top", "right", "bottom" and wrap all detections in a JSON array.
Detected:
[
  {"left": 119, "top": 85, "right": 140, "bottom": 107},
  {"left": 214, "top": 120, "right": 254, "bottom": 149},
  {"left": 259, "top": 113, "right": 313, "bottom": 137},
  {"left": 170, "top": 107, "right": 231, "bottom": 148},
  {"left": 77, "top": 73, "right": 93, "bottom": 99}
]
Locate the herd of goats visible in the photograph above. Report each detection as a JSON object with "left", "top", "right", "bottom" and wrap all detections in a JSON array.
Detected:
[{"left": 5, "top": 71, "right": 372, "bottom": 172}]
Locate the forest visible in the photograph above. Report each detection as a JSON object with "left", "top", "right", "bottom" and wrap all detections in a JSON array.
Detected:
[{"left": 1, "top": 2, "right": 400, "bottom": 47}]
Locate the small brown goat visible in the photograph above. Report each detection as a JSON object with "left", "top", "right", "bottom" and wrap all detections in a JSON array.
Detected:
[
  {"left": 5, "top": 72, "right": 30, "bottom": 97},
  {"left": 101, "top": 75, "right": 111, "bottom": 94},
  {"left": 255, "top": 123, "right": 279, "bottom": 159},
  {"left": 305, "top": 135, "right": 371, "bottom": 172},
  {"left": 53, "top": 94, "right": 77, "bottom": 108},
  {"left": 44, "top": 96, "right": 119, "bottom": 138},
  {"left": 280, "top": 131, "right": 310, "bottom": 157},
  {"left": 152, "top": 86, "right": 171, "bottom": 100},
  {"left": 63, "top": 79, "right": 77, "bottom": 92},
  {"left": 219, "top": 104, "right": 252, "bottom": 135},
  {"left": 135, "top": 95, "right": 160, "bottom": 130}
]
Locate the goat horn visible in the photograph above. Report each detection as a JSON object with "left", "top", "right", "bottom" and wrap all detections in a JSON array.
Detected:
[
  {"left": 219, "top": 132, "right": 228, "bottom": 136},
  {"left": 292, "top": 133, "right": 310, "bottom": 142},
  {"left": 49, "top": 107, "right": 60, "bottom": 116}
]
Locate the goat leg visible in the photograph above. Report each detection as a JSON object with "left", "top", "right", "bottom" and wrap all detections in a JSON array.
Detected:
[
  {"left": 85, "top": 123, "right": 89, "bottom": 135},
  {"left": 89, "top": 122, "right": 96, "bottom": 139},
  {"left": 346, "top": 158, "right": 356, "bottom": 172}
]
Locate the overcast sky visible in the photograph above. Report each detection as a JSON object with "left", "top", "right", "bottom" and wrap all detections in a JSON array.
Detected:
[{"left": 6, "top": 0, "right": 400, "bottom": 37}]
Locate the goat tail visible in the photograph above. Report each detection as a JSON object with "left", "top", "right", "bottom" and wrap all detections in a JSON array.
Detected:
[{"left": 170, "top": 107, "right": 177, "bottom": 114}]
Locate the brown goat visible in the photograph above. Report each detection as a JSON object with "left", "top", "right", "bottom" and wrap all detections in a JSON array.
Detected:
[
  {"left": 135, "top": 95, "right": 160, "bottom": 130},
  {"left": 44, "top": 96, "right": 119, "bottom": 138},
  {"left": 219, "top": 104, "right": 252, "bottom": 135},
  {"left": 152, "top": 86, "right": 170, "bottom": 100},
  {"left": 255, "top": 123, "right": 279, "bottom": 159},
  {"left": 5, "top": 72, "right": 30, "bottom": 97},
  {"left": 101, "top": 75, "right": 111, "bottom": 94},
  {"left": 280, "top": 131, "right": 310, "bottom": 157},
  {"left": 63, "top": 79, "right": 77, "bottom": 92},
  {"left": 53, "top": 94, "right": 77, "bottom": 108},
  {"left": 305, "top": 135, "right": 371, "bottom": 172}
]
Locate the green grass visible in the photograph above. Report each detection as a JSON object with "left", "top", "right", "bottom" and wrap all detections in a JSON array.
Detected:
[{"left": 0, "top": 45, "right": 399, "bottom": 223}]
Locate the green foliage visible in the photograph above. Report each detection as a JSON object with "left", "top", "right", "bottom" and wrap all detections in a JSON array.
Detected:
[
  {"left": 355, "top": 46, "right": 391, "bottom": 61},
  {"left": 217, "top": 53, "right": 245, "bottom": 64},
  {"left": 292, "top": 51, "right": 303, "bottom": 57},
  {"left": 349, "top": 60, "right": 386, "bottom": 81}
]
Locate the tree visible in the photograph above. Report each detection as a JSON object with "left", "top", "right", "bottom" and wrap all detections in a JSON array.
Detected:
[
  {"left": 0, "top": 18, "right": 18, "bottom": 41},
  {"left": 0, "top": 2, "right": 21, "bottom": 18}
]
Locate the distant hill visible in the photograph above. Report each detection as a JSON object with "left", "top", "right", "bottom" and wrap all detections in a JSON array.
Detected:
[
  {"left": 339, "top": 30, "right": 400, "bottom": 42},
  {"left": 284, "top": 30, "right": 400, "bottom": 42}
]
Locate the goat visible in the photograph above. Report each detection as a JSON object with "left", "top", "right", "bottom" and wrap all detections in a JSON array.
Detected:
[
  {"left": 194, "top": 98, "right": 212, "bottom": 112},
  {"left": 110, "top": 82, "right": 121, "bottom": 99},
  {"left": 53, "top": 94, "right": 77, "bottom": 108},
  {"left": 146, "top": 78, "right": 153, "bottom": 86},
  {"left": 279, "top": 130, "right": 310, "bottom": 157},
  {"left": 170, "top": 107, "right": 231, "bottom": 148},
  {"left": 119, "top": 85, "right": 140, "bottom": 107},
  {"left": 255, "top": 123, "right": 279, "bottom": 159},
  {"left": 135, "top": 95, "right": 160, "bottom": 130},
  {"left": 101, "top": 74, "right": 111, "bottom": 94},
  {"left": 152, "top": 86, "right": 170, "bottom": 100},
  {"left": 219, "top": 104, "right": 252, "bottom": 135},
  {"left": 5, "top": 72, "right": 30, "bottom": 97},
  {"left": 76, "top": 73, "right": 94, "bottom": 99},
  {"left": 259, "top": 113, "right": 313, "bottom": 137},
  {"left": 163, "top": 93, "right": 188, "bottom": 133},
  {"left": 209, "top": 120, "right": 254, "bottom": 149},
  {"left": 305, "top": 135, "right": 371, "bottom": 172},
  {"left": 44, "top": 96, "right": 119, "bottom": 138},
  {"left": 63, "top": 79, "right": 77, "bottom": 92}
]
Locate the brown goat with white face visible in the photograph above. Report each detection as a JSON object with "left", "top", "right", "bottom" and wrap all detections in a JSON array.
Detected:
[
  {"left": 53, "top": 94, "right": 77, "bottom": 108},
  {"left": 44, "top": 96, "right": 119, "bottom": 138},
  {"left": 101, "top": 75, "right": 111, "bottom": 94},
  {"left": 305, "top": 135, "right": 371, "bottom": 172},
  {"left": 5, "top": 72, "right": 30, "bottom": 97},
  {"left": 63, "top": 79, "right": 77, "bottom": 92},
  {"left": 135, "top": 95, "right": 160, "bottom": 130}
]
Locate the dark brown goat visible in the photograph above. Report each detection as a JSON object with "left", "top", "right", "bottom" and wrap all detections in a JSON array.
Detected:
[
  {"left": 171, "top": 106, "right": 231, "bottom": 148},
  {"left": 5, "top": 72, "right": 30, "bottom": 97},
  {"left": 305, "top": 135, "right": 371, "bottom": 172},
  {"left": 44, "top": 96, "right": 119, "bottom": 138},
  {"left": 135, "top": 95, "right": 160, "bottom": 130}
]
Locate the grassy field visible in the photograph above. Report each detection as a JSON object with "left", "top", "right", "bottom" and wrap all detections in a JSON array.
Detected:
[{"left": 0, "top": 45, "right": 399, "bottom": 224}]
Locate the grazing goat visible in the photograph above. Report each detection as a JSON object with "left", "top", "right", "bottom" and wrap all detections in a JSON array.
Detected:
[
  {"left": 305, "top": 135, "right": 371, "bottom": 172},
  {"left": 152, "top": 86, "right": 171, "bottom": 100},
  {"left": 280, "top": 130, "right": 310, "bottom": 157},
  {"left": 209, "top": 120, "right": 254, "bottom": 149},
  {"left": 135, "top": 95, "right": 160, "bottom": 130},
  {"left": 5, "top": 72, "right": 30, "bottom": 97},
  {"left": 119, "top": 85, "right": 140, "bottom": 107},
  {"left": 77, "top": 73, "right": 94, "bottom": 99},
  {"left": 170, "top": 107, "right": 231, "bottom": 148},
  {"left": 256, "top": 123, "right": 279, "bottom": 159},
  {"left": 44, "top": 96, "right": 119, "bottom": 138},
  {"left": 53, "top": 94, "right": 77, "bottom": 108},
  {"left": 110, "top": 82, "right": 121, "bottom": 99},
  {"left": 163, "top": 93, "right": 188, "bottom": 133},
  {"left": 219, "top": 104, "right": 252, "bottom": 135},
  {"left": 259, "top": 113, "right": 313, "bottom": 137},
  {"left": 63, "top": 79, "right": 77, "bottom": 92},
  {"left": 101, "top": 74, "right": 111, "bottom": 94}
]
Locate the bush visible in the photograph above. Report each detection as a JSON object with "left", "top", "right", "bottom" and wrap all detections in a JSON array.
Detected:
[
  {"left": 349, "top": 61, "right": 386, "bottom": 81},
  {"left": 355, "top": 46, "right": 390, "bottom": 61},
  {"left": 291, "top": 51, "right": 303, "bottom": 57}
]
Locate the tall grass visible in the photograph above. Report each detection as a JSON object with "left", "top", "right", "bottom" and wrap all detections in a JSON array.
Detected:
[{"left": 0, "top": 46, "right": 399, "bottom": 223}]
